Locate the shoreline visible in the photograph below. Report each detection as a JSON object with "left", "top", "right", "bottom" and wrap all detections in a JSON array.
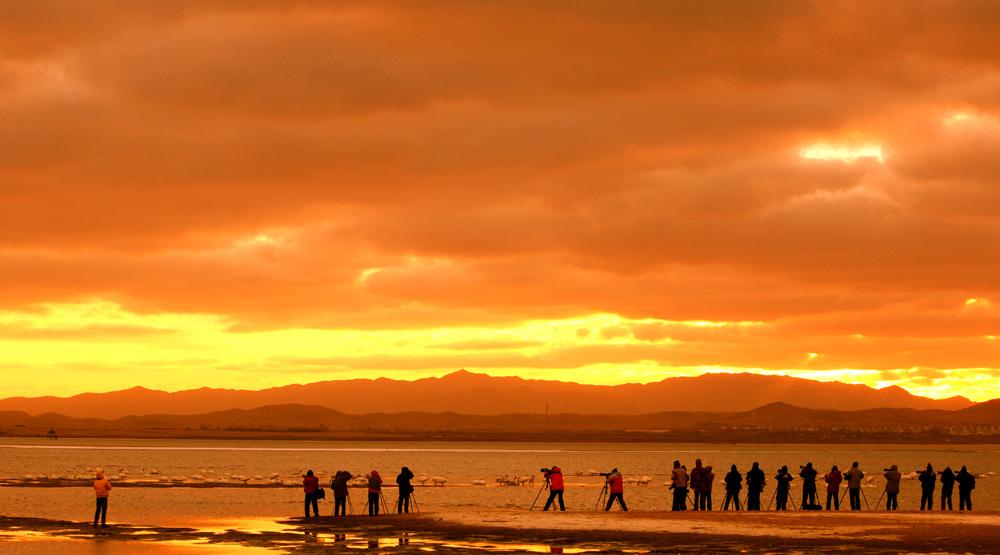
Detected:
[
  {"left": 5, "top": 432, "right": 1000, "bottom": 444},
  {"left": 5, "top": 433, "right": 1000, "bottom": 446},
  {"left": 2, "top": 509, "right": 999, "bottom": 554}
]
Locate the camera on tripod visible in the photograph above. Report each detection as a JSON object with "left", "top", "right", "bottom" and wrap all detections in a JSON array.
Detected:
[
  {"left": 599, "top": 468, "right": 618, "bottom": 477},
  {"left": 540, "top": 467, "right": 553, "bottom": 473}
]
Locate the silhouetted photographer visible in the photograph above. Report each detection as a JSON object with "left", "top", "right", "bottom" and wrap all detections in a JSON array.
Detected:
[
  {"left": 799, "top": 463, "right": 818, "bottom": 509},
  {"left": 956, "top": 466, "right": 976, "bottom": 511}
]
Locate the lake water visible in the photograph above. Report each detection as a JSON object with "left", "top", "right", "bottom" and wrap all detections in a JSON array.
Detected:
[{"left": 0, "top": 438, "right": 996, "bottom": 525}]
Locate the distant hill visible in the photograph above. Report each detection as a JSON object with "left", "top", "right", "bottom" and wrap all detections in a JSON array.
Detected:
[
  {"left": 0, "top": 370, "right": 975, "bottom": 419},
  {"left": 2, "top": 401, "right": 999, "bottom": 442}
]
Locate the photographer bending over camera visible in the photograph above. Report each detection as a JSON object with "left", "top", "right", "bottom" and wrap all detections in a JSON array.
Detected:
[
  {"left": 542, "top": 466, "right": 565, "bottom": 511},
  {"left": 604, "top": 469, "right": 627, "bottom": 511},
  {"left": 883, "top": 465, "right": 901, "bottom": 510}
]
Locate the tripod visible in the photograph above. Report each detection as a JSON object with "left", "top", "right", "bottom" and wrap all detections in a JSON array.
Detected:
[
  {"left": 332, "top": 490, "right": 356, "bottom": 516},
  {"left": 799, "top": 489, "right": 817, "bottom": 511},
  {"left": 723, "top": 491, "right": 742, "bottom": 511},
  {"left": 529, "top": 478, "right": 550, "bottom": 511},
  {"left": 362, "top": 490, "right": 391, "bottom": 515},
  {"left": 396, "top": 490, "right": 420, "bottom": 513},
  {"left": 595, "top": 480, "right": 609, "bottom": 511},
  {"left": 873, "top": 488, "right": 887, "bottom": 512}
]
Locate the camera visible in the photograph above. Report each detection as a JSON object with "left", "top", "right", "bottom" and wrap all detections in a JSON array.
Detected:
[
  {"left": 541, "top": 468, "right": 552, "bottom": 473},
  {"left": 883, "top": 468, "right": 891, "bottom": 472},
  {"left": 599, "top": 468, "right": 618, "bottom": 477}
]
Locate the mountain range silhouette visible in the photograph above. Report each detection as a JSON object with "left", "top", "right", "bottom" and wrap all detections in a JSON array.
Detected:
[{"left": 0, "top": 370, "right": 975, "bottom": 419}]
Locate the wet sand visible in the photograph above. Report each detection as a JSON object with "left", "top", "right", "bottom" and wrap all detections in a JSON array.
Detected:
[{"left": 2, "top": 509, "right": 1000, "bottom": 554}]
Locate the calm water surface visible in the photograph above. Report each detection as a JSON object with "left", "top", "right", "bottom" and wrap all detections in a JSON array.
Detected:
[{"left": 0, "top": 439, "right": 997, "bottom": 524}]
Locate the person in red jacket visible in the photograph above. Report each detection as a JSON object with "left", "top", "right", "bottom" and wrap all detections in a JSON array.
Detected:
[
  {"left": 93, "top": 470, "right": 112, "bottom": 527},
  {"left": 604, "top": 469, "right": 627, "bottom": 511},
  {"left": 542, "top": 466, "right": 565, "bottom": 511},
  {"left": 303, "top": 470, "right": 320, "bottom": 517},
  {"left": 368, "top": 470, "right": 383, "bottom": 516},
  {"left": 824, "top": 465, "right": 843, "bottom": 510}
]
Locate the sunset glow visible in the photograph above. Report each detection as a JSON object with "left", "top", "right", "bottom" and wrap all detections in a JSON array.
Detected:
[
  {"left": 1, "top": 2, "right": 998, "bottom": 402},
  {"left": 801, "top": 145, "right": 885, "bottom": 164}
]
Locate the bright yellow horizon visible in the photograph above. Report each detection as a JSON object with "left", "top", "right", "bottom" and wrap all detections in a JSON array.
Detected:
[{"left": 1, "top": 300, "right": 994, "bottom": 402}]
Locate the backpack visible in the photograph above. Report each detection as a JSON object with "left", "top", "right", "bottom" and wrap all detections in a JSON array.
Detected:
[{"left": 316, "top": 487, "right": 326, "bottom": 499}]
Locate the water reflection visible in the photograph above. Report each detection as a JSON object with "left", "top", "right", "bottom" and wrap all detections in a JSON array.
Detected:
[{"left": 317, "top": 533, "right": 590, "bottom": 553}]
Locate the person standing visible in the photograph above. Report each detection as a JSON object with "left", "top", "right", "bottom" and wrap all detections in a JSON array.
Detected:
[
  {"left": 703, "top": 466, "right": 714, "bottom": 511},
  {"left": 670, "top": 460, "right": 689, "bottom": 511},
  {"left": 843, "top": 462, "right": 864, "bottom": 510},
  {"left": 883, "top": 465, "right": 901, "bottom": 510},
  {"left": 303, "top": 470, "right": 320, "bottom": 517},
  {"left": 723, "top": 465, "right": 742, "bottom": 510},
  {"left": 604, "top": 469, "right": 627, "bottom": 511},
  {"left": 799, "top": 462, "right": 818, "bottom": 508},
  {"left": 368, "top": 470, "right": 383, "bottom": 516},
  {"left": 918, "top": 464, "right": 936, "bottom": 510},
  {"left": 824, "top": 465, "right": 842, "bottom": 510},
  {"left": 745, "top": 462, "right": 765, "bottom": 511},
  {"left": 775, "top": 466, "right": 793, "bottom": 511},
  {"left": 689, "top": 459, "right": 709, "bottom": 511},
  {"left": 93, "top": 470, "right": 112, "bottom": 527},
  {"left": 956, "top": 466, "right": 975, "bottom": 511},
  {"left": 939, "top": 467, "right": 955, "bottom": 511},
  {"left": 396, "top": 467, "right": 415, "bottom": 513},
  {"left": 331, "top": 471, "right": 352, "bottom": 516},
  {"left": 542, "top": 466, "right": 565, "bottom": 511}
]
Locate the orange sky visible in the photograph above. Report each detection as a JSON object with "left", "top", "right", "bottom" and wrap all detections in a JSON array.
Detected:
[{"left": 1, "top": 2, "right": 998, "bottom": 401}]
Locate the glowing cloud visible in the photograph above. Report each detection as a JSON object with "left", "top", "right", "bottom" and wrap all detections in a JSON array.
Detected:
[{"left": 800, "top": 143, "right": 885, "bottom": 163}]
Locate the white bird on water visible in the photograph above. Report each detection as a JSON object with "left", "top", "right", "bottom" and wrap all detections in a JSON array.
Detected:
[
  {"left": 429, "top": 476, "right": 447, "bottom": 485},
  {"left": 471, "top": 478, "right": 488, "bottom": 486}
]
